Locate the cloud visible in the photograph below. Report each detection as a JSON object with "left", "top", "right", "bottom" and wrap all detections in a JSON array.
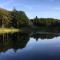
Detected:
[{"left": 0, "top": 0, "right": 14, "bottom": 10}]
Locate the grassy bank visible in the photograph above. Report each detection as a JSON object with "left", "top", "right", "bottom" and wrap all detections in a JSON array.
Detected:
[{"left": 0, "top": 28, "right": 20, "bottom": 34}]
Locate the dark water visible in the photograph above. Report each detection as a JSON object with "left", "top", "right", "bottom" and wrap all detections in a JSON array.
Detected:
[{"left": 0, "top": 32, "right": 60, "bottom": 60}]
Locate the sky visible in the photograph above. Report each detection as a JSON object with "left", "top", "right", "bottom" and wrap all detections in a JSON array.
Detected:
[{"left": 0, "top": 0, "right": 60, "bottom": 19}]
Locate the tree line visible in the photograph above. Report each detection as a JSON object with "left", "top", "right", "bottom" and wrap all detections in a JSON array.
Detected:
[
  {"left": 30, "top": 16, "right": 60, "bottom": 31},
  {"left": 0, "top": 8, "right": 29, "bottom": 28},
  {"left": 0, "top": 8, "right": 60, "bottom": 30},
  {"left": 30, "top": 16, "right": 60, "bottom": 27}
]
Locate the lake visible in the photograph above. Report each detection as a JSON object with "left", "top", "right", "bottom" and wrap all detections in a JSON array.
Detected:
[{"left": 0, "top": 32, "right": 60, "bottom": 60}]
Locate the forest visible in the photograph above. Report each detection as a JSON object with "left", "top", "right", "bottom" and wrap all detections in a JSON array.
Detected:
[
  {"left": 0, "top": 8, "right": 60, "bottom": 32},
  {"left": 0, "top": 8, "right": 29, "bottom": 28},
  {"left": 30, "top": 16, "right": 60, "bottom": 32}
]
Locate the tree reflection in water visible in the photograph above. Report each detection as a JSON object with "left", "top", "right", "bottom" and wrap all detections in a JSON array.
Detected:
[
  {"left": 0, "top": 32, "right": 60, "bottom": 52},
  {"left": 31, "top": 33, "right": 60, "bottom": 40},
  {"left": 0, "top": 32, "right": 30, "bottom": 52}
]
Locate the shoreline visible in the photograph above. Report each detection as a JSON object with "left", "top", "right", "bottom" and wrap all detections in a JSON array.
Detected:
[{"left": 0, "top": 28, "right": 20, "bottom": 34}]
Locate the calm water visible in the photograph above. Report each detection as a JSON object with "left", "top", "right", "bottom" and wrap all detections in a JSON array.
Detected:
[{"left": 0, "top": 32, "right": 60, "bottom": 60}]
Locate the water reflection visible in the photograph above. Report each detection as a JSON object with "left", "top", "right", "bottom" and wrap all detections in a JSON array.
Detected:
[
  {"left": 31, "top": 33, "right": 60, "bottom": 40},
  {"left": 0, "top": 33, "right": 30, "bottom": 52},
  {"left": 0, "top": 32, "right": 60, "bottom": 60},
  {"left": 0, "top": 32, "right": 60, "bottom": 51}
]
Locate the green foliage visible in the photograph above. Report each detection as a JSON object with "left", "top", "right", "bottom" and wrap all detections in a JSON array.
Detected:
[
  {"left": 31, "top": 17, "right": 60, "bottom": 26},
  {"left": 30, "top": 16, "right": 60, "bottom": 31},
  {"left": 0, "top": 8, "right": 60, "bottom": 30},
  {"left": 10, "top": 9, "right": 29, "bottom": 28},
  {"left": 0, "top": 8, "right": 29, "bottom": 28}
]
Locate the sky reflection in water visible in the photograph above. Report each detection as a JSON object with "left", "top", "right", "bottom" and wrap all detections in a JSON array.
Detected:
[{"left": 0, "top": 36, "right": 60, "bottom": 60}]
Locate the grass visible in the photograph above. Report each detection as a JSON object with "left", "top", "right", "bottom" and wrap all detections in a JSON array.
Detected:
[{"left": 0, "top": 28, "right": 20, "bottom": 34}]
